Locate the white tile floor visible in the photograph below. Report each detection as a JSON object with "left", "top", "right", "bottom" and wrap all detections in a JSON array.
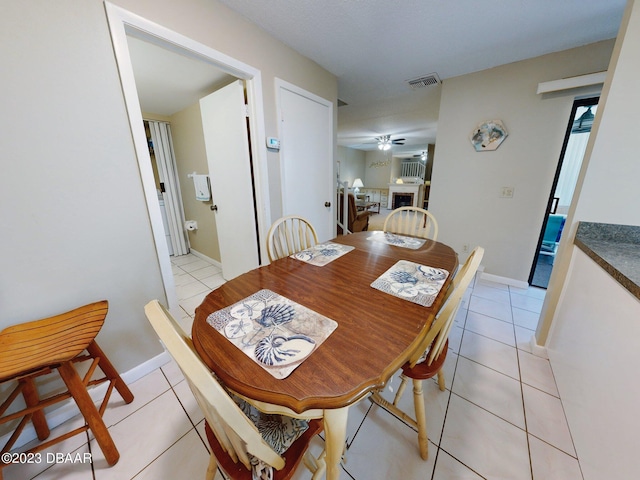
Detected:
[{"left": 6, "top": 253, "right": 584, "bottom": 480}]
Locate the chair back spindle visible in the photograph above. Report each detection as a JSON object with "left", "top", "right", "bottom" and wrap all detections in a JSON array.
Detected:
[
  {"left": 409, "top": 246, "right": 484, "bottom": 368},
  {"left": 383, "top": 206, "right": 438, "bottom": 240},
  {"left": 267, "top": 215, "right": 319, "bottom": 261}
]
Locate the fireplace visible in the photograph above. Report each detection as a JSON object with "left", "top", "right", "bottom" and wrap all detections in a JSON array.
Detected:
[
  {"left": 392, "top": 192, "right": 414, "bottom": 209},
  {"left": 387, "top": 182, "right": 425, "bottom": 209}
]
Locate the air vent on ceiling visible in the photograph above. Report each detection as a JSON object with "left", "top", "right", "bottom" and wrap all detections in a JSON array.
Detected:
[
  {"left": 337, "top": 98, "right": 348, "bottom": 107},
  {"left": 406, "top": 73, "right": 441, "bottom": 89}
]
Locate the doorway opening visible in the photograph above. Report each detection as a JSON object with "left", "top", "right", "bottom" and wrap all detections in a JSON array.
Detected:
[
  {"left": 529, "top": 97, "right": 599, "bottom": 288},
  {"left": 105, "top": 3, "right": 270, "bottom": 309}
]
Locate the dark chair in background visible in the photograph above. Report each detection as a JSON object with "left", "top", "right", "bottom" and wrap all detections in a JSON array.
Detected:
[{"left": 338, "top": 192, "right": 371, "bottom": 234}]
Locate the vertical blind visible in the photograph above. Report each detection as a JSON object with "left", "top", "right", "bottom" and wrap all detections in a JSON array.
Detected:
[{"left": 148, "top": 121, "right": 189, "bottom": 256}]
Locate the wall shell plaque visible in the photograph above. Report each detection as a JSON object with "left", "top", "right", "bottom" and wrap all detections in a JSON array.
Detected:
[{"left": 470, "top": 120, "right": 508, "bottom": 151}]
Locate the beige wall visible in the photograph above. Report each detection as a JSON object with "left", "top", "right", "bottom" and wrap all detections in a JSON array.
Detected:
[
  {"left": 431, "top": 40, "right": 615, "bottom": 281},
  {"left": 170, "top": 103, "right": 221, "bottom": 262},
  {"left": 0, "top": 0, "right": 336, "bottom": 380},
  {"left": 364, "top": 150, "right": 394, "bottom": 188},
  {"left": 337, "top": 146, "right": 366, "bottom": 188}
]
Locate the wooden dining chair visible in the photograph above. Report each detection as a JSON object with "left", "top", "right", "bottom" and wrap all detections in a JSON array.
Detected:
[
  {"left": 267, "top": 215, "right": 319, "bottom": 262},
  {"left": 144, "top": 300, "right": 326, "bottom": 480},
  {"left": 370, "top": 246, "right": 484, "bottom": 460},
  {"left": 0, "top": 301, "right": 134, "bottom": 477},
  {"left": 383, "top": 206, "right": 439, "bottom": 240}
]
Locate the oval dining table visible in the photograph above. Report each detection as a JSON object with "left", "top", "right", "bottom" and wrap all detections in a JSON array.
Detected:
[{"left": 192, "top": 230, "right": 458, "bottom": 479}]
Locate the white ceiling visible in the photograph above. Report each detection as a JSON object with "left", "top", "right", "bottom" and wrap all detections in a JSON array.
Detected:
[
  {"left": 127, "top": 35, "right": 234, "bottom": 117},
  {"left": 129, "top": 0, "right": 626, "bottom": 156}
]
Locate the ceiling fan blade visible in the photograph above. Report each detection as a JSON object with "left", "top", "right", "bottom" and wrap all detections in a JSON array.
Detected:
[{"left": 391, "top": 138, "right": 406, "bottom": 144}]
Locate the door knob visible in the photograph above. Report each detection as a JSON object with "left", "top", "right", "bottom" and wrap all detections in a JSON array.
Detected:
[
  {"left": 210, "top": 205, "right": 218, "bottom": 211},
  {"left": 325, "top": 202, "right": 331, "bottom": 207}
]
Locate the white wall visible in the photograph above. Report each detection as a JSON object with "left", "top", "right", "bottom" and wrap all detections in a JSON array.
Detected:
[
  {"left": 539, "top": 2, "right": 640, "bottom": 477},
  {"left": 0, "top": 0, "right": 336, "bottom": 377},
  {"left": 539, "top": 0, "right": 640, "bottom": 344},
  {"left": 431, "top": 40, "right": 614, "bottom": 280},
  {"left": 547, "top": 250, "right": 640, "bottom": 479}
]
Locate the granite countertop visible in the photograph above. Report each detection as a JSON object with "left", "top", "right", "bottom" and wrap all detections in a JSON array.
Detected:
[{"left": 574, "top": 222, "right": 640, "bottom": 300}]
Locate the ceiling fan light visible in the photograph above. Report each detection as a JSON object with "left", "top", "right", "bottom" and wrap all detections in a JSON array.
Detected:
[{"left": 383, "top": 143, "right": 391, "bottom": 151}]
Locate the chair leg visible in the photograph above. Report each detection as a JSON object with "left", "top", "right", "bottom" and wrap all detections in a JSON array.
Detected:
[
  {"left": 412, "top": 379, "right": 429, "bottom": 460},
  {"left": 393, "top": 374, "right": 409, "bottom": 406},
  {"left": 57, "top": 362, "right": 120, "bottom": 466},
  {"left": 20, "top": 377, "right": 50, "bottom": 441},
  {"left": 86, "top": 341, "right": 134, "bottom": 404},
  {"left": 437, "top": 369, "right": 446, "bottom": 392},
  {"left": 205, "top": 453, "right": 218, "bottom": 480}
]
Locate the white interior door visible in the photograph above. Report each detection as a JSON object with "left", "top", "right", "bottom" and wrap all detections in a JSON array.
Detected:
[
  {"left": 200, "top": 80, "right": 259, "bottom": 280},
  {"left": 277, "top": 80, "right": 334, "bottom": 242}
]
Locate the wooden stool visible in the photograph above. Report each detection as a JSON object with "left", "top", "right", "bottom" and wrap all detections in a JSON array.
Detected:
[{"left": 0, "top": 300, "right": 134, "bottom": 477}]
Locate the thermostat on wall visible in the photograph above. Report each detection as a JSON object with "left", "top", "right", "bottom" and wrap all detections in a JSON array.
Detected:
[{"left": 266, "top": 137, "right": 280, "bottom": 150}]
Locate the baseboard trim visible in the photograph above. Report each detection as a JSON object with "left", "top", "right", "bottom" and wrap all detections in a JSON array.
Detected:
[
  {"left": 479, "top": 272, "right": 529, "bottom": 289},
  {"left": 189, "top": 249, "right": 222, "bottom": 269},
  {"left": 529, "top": 335, "right": 549, "bottom": 359},
  {"left": 3, "top": 350, "right": 171, "bottom": 450}
]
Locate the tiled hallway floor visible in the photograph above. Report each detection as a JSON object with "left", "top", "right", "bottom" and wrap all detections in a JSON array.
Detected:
[{"left": 7, "top": 253, "right": 583, "bottom": 479}]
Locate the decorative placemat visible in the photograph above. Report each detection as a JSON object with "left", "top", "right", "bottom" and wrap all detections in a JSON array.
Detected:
[
  {"left": 371, "top": 260, "right": 449, "bottom": 307},
  {"left": 206, "top": 289, "right": 337, "bottom": 379},
  {"left": 291, "top": 241, "right": 355, "bottom": 266},
  {"left": 368, "top": 232, "right": 426, "bottom": 249}
]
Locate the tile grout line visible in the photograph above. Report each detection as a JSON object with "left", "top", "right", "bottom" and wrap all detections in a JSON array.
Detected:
[
  {"left": 429, "top": 292, "right": 472, "bottom": 480},
  {"left": 508, "top": 284, "right": 535, "bottom": 480}
]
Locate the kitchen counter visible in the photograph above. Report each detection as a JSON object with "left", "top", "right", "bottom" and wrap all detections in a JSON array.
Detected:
[{"left": 574, "top": 222, "right": 640, "bottom": 301}]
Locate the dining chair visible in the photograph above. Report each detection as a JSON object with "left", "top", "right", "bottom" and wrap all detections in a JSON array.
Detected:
[
  {"left": 383, "top": 206, "right": 439, "bottom": 240},
  {"left": 267, "top": 215, "right": 319, "bottom": 262},
  {"left": 370, "top": 246, "right": 484, "bottom": 460},
  {"left": 0, "top": 301, "right": 134, "bottom": 477},
  {"left": 144, "top": 300, "right": 326, "bottom": 480}
]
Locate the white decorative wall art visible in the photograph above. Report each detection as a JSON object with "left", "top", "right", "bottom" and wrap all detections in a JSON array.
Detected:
[{"left": 470, "top": 120, "right": 508, "bottom": 152}]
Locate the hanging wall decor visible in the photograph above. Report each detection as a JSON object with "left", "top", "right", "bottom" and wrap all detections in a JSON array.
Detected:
[{"left": 470, "top": 120, "right": 508, "bottom": 152}]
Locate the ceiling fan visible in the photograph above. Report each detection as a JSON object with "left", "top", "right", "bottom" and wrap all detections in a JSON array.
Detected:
[
  {"left": 376, "top": 135, "right": 405, "bottom": 150},
  {"left": 412, "top": 151, "right": 428, "bottom": 161}
]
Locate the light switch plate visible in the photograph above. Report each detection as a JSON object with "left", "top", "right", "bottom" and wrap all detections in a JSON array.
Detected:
[{"left": 500, "top": 186, "right": 514, "bottom": 198}]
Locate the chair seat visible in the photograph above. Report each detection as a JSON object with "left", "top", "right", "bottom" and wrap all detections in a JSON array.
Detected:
[
  {"left": 401, "top": 339, "right": 449, "bottom": 380},
  {"left": 205, "top": 417, "right": 323, "bottom": 480},
  {"left": 0, "top": 301, "right": 133, "bottom": 477}
]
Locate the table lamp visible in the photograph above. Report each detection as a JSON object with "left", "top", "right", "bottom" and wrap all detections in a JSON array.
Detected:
[{"left": 352, "top": 178, "right": 364, "bottom": 194}]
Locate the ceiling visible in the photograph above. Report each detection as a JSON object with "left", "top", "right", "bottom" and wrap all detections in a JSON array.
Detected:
[
  {"left": 127, "top": 35, "right": 235, "bottom": 117},
  {"left": 130, "top": 0, "right": 626, "bottom": 156}
]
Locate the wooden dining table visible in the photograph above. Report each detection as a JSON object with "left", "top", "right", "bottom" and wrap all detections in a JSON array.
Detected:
[{"left": 192, "top": 230, "right": 458, "bottom": 479}]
